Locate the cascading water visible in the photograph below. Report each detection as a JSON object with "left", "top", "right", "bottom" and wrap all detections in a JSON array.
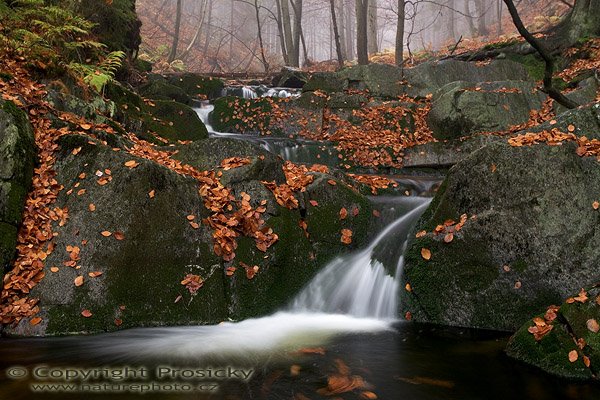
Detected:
[{"left": 292, "top": 197, "right": 430, "bottom": 319}]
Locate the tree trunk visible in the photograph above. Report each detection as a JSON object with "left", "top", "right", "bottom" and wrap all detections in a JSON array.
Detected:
[
  {"left": 395, "top": 0, "right": 405, "bottom": 67},
  {"left": 464, "top": 0, "right": 477, "bottom": 37},
  {"left": 557, "top": 0, "right": 600, "bottom": 44},
  {"left": 275, "top": 0, "right": 290, "bottom": 64},
  {"left": 356, "top": 0, "right": 369, "bottom": 64},
  {"left": 448, "top": 0, "right": 456, "bottom": 41},
  {"left": 167, "top": 0, "right": 183, "bottom": 63},
  {"left": 503, "top": 0, "right": 578, "bottom": 109},
  {"left": 367, "top": 0, "right": 378, "bottom": 54},
  {"left": 337, "top": 0, "right": 347, "bottom": 60},
  {"left": 281, "top": 0, "right": 296, "bottom": 65},
  {"left": 253, "top": 0, "right": 270, "bottom": 72},
  {"left": 346, "top": 0, "right": 355, "bottom": 60},
  {"left": 330, "top": 0, "right": 345, "bottom": 68},
  {"left": 178, "top": 0, "right": 207, "bottom": 61},
  {"left": 475, "top": 0, "right": 488, "bottom": 36},
  {"left": 289, "top": 0, "right": 303, "bottom": 67}
]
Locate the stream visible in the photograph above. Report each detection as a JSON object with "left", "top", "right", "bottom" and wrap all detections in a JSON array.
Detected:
[{"left": 0, "top": 97, "right": 598, "bottom": 400}]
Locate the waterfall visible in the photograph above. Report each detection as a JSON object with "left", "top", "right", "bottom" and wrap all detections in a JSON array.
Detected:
[
  {"left": 241, "top": 86, "right": 257, "bottom": 99},
  {"left": 194, "top": 102, "right": 214, "bottom": 132},
  {"left": 291, "top": 198, "right": 430, "bottom": 319}
]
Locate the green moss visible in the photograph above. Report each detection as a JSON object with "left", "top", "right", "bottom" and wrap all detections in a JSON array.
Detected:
[
  {"left": 0, "top": 222, "right": 17, "bottom": 272},
  {"left": 481, "top": 38, "right": 520, "bottom": 51},
  {"left": 142, "top": 100, "right": 208, "bottom": 142},
  {"left": 138, "top": 80, "right": 191, "bottom": 105},
  {"left": 506, "top": 53, "right": 546, "bottom": 81},
  {"left": 506, "top": 316, "right": 593, "bottom": 380},
  {"left": 513, "top": 258, "right": 528, "bottom": 273},
  {"left": 0, "top": 182, "right": 27, "bottom": 226},
  {"left": 166, "top": 74, "right": 225, "bottom": 99},
  {"left": 212, "top": 96, "right": 276, "bottom": 134}
]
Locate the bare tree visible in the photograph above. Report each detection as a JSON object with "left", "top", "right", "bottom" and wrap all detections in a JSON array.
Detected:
[
  {"left": 167, "top": 0, "right": 183, "bottom": 62},
  {"left": 503, "top": 0, "right": 578, "bottom": 109},
  {"left": 356, "top": 0, "right": 369, "bottom": 64},
  {"left": 329, "top": 0, "right": 345, "bottom": 67},
  {"left": 367, "top": 0, "right": 379, "bottom": 54},
  {"left": 395, "top": 0, "right": 405, "bottom": 67}
]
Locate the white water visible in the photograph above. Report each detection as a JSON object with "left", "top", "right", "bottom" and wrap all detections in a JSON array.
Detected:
[
  {"left": 292, "top": 198, "right": 430, "bottom": 319},
  {"left": 91, "top": 198, "right": 429, "bottom": 362}
]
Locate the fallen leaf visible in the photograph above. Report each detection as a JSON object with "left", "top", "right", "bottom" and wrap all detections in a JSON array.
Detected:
[
  {"left": 421, "top": 248, "right": 431, "bottom": 260},
  {"left": 124, "top": 160, "right": 139, "bottom": 169},
  {"left": 74, "top": 276, "right": 84, "bottom": 287},
  {"left": 340, "top": 207, "right": 348, "bottom": 219},
  {"left": 309, "top": 200, "right": 319, "bottom": 207},
  {"left": 444, "top": 233, "right": 454, "bottom": 243},
  {"left": 88, "top": 271, "right": 103, "bottom": 278},
  {"left": 101, "top": 231, "right": 112, "bottom": 237},
  {"left": 341, "top": 229, "right": 353, "bottom": 245},
  {"left": 416, "top": 230, "right": 427, "bottom": 238},
  {"left": 50, "top": 267, "right": 59, "bottom": 273},
  {"left": 568, "top": 350, "right": 578, "bottom": 363},
  {"left": 30, "top": 317, "right": 42, "bottom": 326},
  {"left": 586, "top": 319, "right": 599, "bottom": 333},
  {"left": 88, "top": 203, "right": 96, "bottom": 212},
  {"left": 114, "top": 318, "right": 123, "bottom": 326},
  {"left": 81, "top": 309, "right": 92, "bottom": 318},
  {"left": 114, "top": 231, "right": 125, "bottom": 241},
  {"left": 593, "top": 201, "right": 599, "bottom": 210},
  {"left": 405, "top": 283, "right": 412, "bottom": 292},
  {"left": 149, "top": 190, "right": 155, "bottom": 198}
]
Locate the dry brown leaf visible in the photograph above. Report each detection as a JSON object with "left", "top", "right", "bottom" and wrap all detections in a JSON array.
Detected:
[
  {"left": 74, "top": 276, "right": 84, "bottom": 287},
  {"left": 568, "top": 350, "right": 578, "bottom": 363},
  {"left": 81, "top": 309, "right": 92, "bottom": 318},
  {"left": 421, "top": 248, "right": 431, "bottom": 260},
  {"left": 101, "top": 231, "right": 112, "bottom": 237}
]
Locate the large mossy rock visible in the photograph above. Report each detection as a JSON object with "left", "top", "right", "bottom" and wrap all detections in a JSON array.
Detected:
[
  {"left": 161, "top": 73, "right": 225, "bottom": 100},
  {"left": 137, "top": 80, "right": 192, "bottom": 105},
  {"left": 104, "top": 82, "right": 208, "bottom": 143},
  {"left": 400, "top": 141, "right": 600, "bottom": 331},
  {"left": 404, "top": 59, "right": 530, "bottom": 97},
  {"left": 0, "top": 100, "right": 35, "bottom": 276},
  {"left": 506, "top": 288, "right": 600, "bottom": 381},
  {"left": 8, "top": 134, "right": 374, "bottom": 335},
  {"left": 272, "top": 67, "right": 309, "bottom": 89},
  {"left": 427, "top": 81, "right": 547, "bottom": 139},
  {"left": 532, "top": 102, "right": 600, "bottom": 140}
]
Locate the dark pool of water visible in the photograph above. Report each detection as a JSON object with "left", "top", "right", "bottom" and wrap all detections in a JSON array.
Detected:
[{"left": 0, "top": 322, "right": 598, "bottom": 400}]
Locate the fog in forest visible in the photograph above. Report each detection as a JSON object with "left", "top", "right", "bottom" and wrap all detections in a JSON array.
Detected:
[{"left": 137, "top": 0, "right": 568, "bottom": 73}]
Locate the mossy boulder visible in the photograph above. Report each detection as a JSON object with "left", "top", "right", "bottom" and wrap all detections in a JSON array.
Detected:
[
  {"left": 528, "top": 102, "right": 600, "bottom": 140},
  {"left": 272, "top": 67, "right": 309, "bottom": 89},
  {"left": 45, "top": 90, "right": 116, "bottom": 124},
  {"left": 104, "top": 82, "right": 207, "bottom": 143},
  {"left": 303, "top": 72, "right": 347, "bottom": 93},
  {"left": 6, "top": 133, "right": 375, "bottom": 336},
  {"left": 507, "top": 287, "right": 600, "bottom": 380},
  {"left": 211, "top": 96, "right": 277, "bottom": 134},
  {"left": 427, "top": 81, "right": 547, "bottom": 139},
  {"left": 404, "top": 59, "right": 531, "bottom": 98},
  {"left": 162, "top": 73, "right": 225, "bottom": 100},
  {"left": 0, "top": 100, "right": 35, "bottom": 274},
  {"left": 142, "top": 100, "right": 208, "bottom": 142},
  {"left": 401, "top": 141, "right": 600, "bottom": 331},
  {"left": 137, "top": 80, "right": 192, "bottom": 105}
]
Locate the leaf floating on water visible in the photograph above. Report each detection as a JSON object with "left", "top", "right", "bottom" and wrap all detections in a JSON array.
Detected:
[
  {"left": 421, "top": 248, "right": 431, "bottom": 260},
  {"left": 396, "top": 376, "right": 455, "bottom": 389},
  {"left": 81, "top": 309, "right": 92, "bottom": 318},
  {"left": 568, "top": 350, "right": 578, "bottom": 363}
]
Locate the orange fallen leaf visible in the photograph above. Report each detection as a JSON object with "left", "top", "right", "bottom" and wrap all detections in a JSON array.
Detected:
[
  {"left": 568, "top": 350, "right": 578, "bottom": 363},
  {"left": 309, "top": 200, "right": 319, "bottom": 207},
  {"left": 583, "top": 355, "right": 591, "bottom": 368},
  {"left": 416, "top": 230, "right": 427, "bottom": 238},
  {"left": 186, "top": 215, "right": 196, "bottom": 221},
  {"left": 114, "top": 231, "right": 125, "bottom": 241},
  {"left": 421, "top": 248, "right": 431, "bottom": 260},
  {"left": 149, "top": 190, "right": 155, "bottom": 198},
  {"left": 74, "top": 276, "right": 84, "bottom": 287},
  {"left": 189, "top": 222, "right": 200, "bottom": 229},
  {"left": 114, "top": 318, "right": 123, "bottom": 326},
  {"left": 30, "top": 317, "right": 42, "bottom": 326},
  {"left": 567, "top": 124, "right": 576, "bottom": 133},
  {"left": 124, "top": 160, "right": 139, "bottom": 169},
  {"left": 340, "top": 207, "right": 348, "bottom": 220},
  {"left": 81, "top": 309, "right": 92, "bottom": 318},
  {"left": 360, "top": 391, "right": 378, "bottom": 400},
  {"left": 444, "top": 233, "right": 454, "bottom": 243},
  {"left": 341, "top": 229, "right": 353, "bottom": 245},
  {"left": 88, "top": 203, "right": 96, "bottom": 212},
  {"left": 586, "top": 319, "right": 599, "bottom": 333},
  {"left": 88, "top": 271, "right": 103, "bottom": 278},
  {"left": 405, "top": 283, "right": 412, "bottom": 292},
  {"left": 50, "top": 267, "right": 59, "bottom": 273},
  {"left": 593, "top": 201, "right": 599, "bottom": 210},
  {"left": 101, "top": 231, "right": 112, "bottom": 237}
]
